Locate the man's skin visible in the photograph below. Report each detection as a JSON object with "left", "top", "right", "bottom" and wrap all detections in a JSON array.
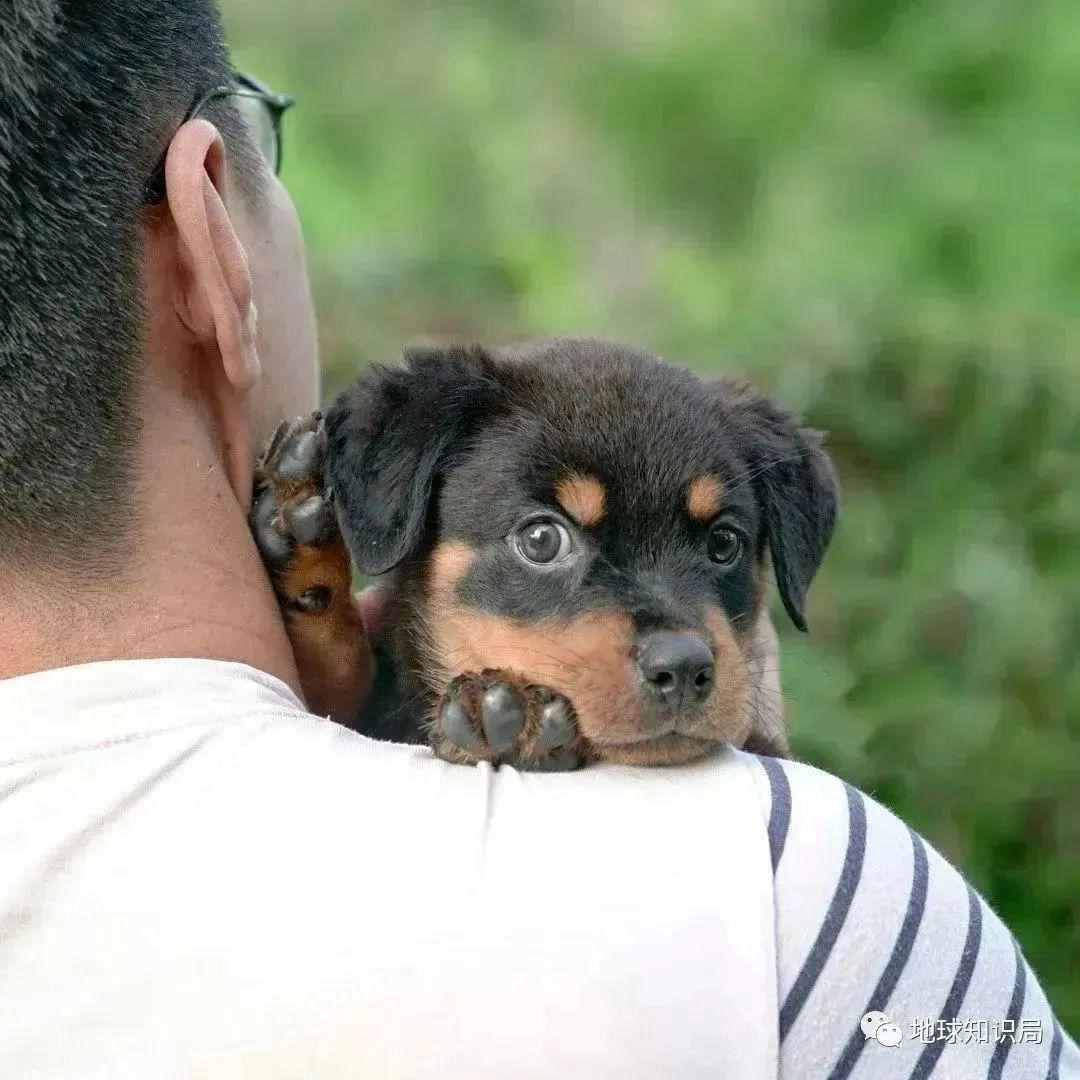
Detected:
[{"left": 0, "top": 119, "right": 389, "bottom": 697}]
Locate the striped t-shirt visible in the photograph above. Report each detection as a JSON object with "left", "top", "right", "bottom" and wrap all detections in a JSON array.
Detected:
[{"left": 748, "top": 752, "right": 1079, "bottom": 1079}]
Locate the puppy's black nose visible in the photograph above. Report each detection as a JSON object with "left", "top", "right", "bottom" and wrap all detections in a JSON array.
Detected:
[{"left": 635, "top": 630, "right": 714, "bottom": 709}]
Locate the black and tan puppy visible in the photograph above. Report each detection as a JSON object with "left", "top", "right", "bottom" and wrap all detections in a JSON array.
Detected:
[{"left": 252, "top": 338, "right": 838, "bottom": 770}]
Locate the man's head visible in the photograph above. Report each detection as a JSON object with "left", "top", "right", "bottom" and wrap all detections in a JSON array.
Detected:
[{"left": 0, "top": 1, "right": 318, "bottom": 575}]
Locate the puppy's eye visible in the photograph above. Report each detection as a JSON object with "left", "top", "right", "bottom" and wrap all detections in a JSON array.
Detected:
[
  {"left": 513, "top": 519, "right": 573, "bottom": 566},
  {"left": 708, "top": 524, "right": 743, "bottom": 566}
]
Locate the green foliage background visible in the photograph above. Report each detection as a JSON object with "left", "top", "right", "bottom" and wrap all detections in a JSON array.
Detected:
[{"left": 224, "top": 0, "right": 1079, "bottom": 1025}]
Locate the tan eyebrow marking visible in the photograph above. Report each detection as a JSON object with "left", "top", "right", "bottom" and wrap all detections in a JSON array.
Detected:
[
  {"left": 555, "top": 473, "right": 606, "bottom": 527},
  {"left": 430, "top": 541, "right": 477, "bottom": 592},
  {"left": 687, "top": 475, "right": 724, "bottom": 522}
]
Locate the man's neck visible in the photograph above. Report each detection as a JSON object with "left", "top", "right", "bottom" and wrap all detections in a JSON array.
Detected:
[{"left": 0, "top": 406, "right": 303, "bottom": 698}]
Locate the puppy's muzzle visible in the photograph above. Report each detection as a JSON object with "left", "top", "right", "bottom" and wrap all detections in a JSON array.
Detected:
[{"left": 634, "top": 629, "right": 714, "bottom": 719}]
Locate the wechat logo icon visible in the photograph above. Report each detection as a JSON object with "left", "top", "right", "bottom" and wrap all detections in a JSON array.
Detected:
[{"left": 862, "top": 1011, "right": 903, "bottom": 1048}]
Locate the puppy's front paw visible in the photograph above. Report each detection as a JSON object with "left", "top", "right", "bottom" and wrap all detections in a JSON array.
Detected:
[
  {"left": 251, "top": 413, "right": 372, "bottom": 721},
  {"left": 432, "top": 669, "right": 583, "bottom": 771},
  {"left": 252, "top": 413, "right": 339, "bottom": 588}
]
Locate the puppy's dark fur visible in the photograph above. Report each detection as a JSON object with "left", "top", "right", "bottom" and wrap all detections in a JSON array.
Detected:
[{"left": 307, "top": 338, "right": 838, "bottom": 767}]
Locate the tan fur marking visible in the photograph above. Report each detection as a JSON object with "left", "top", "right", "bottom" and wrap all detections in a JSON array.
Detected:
[
  {"left": 742, "top": 606, "right": 789, "bottom": 756},
  {"left": 700, "top": 607, "right": 753, "bottom": 746},
  {"left": 429, "top": 542, "right": 478, "bottom": 593},
  {"left": 555, "top": 473, "right": 606, "bottom": 527},
  {"left": 280, "top": 538, "right": 371, "bottom": 721},
  {"left": 687, "top": 474, "right": 724, "bottom": 522}
]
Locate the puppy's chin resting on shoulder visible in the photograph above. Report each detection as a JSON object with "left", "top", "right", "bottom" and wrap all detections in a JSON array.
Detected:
[{"left": 256, "top": 338, "right": 839, "bottom": 770}]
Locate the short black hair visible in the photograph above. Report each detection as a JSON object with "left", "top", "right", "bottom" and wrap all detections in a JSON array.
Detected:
[{"left": 0, "top": 1, "right": 260, "bottom": 572}]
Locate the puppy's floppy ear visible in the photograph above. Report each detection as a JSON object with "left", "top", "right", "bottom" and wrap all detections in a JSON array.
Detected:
[
  {"left": 722, "top": 380, "right": 839, "bottom": 632},
  {"left": 324, "top": 344, "right": 501, "bottom": 576}
]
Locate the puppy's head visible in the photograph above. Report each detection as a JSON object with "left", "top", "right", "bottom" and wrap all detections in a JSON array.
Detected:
[{"left": 326, "top": 339, "right": 838, "bottom": 764}]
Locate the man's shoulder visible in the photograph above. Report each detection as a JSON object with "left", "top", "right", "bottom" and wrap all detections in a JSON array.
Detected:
[
  {"left": 0, "top": 664, "right": 787, "bottom": 1080},
  {"left": 0, "top": 656, "right": 781, "bottom": 877}
]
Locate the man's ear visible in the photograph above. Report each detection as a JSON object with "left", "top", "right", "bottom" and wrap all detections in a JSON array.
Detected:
[
  {"left": 722, "top": 380, "right": 839, "bottom": 632},
  {"left": 165, "top": 118, "right": 259, "bottom": 394},
  {"left": 324, "top": 344, "right": 502, "bottom": 576}
]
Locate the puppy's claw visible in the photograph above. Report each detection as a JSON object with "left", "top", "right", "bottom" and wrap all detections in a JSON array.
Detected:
[
  {"left": 440, "top": 697, "right": 487, "bottom": 756},
  {"left": 276, "top": 428, "right": 322, "bottom": 481},
  {"left": 285, "top": 494, "right": 333, "bottom": 546},
  {"left": 252, "top": 486, "right": 293, "bottom": 566},
  {"left": 535, "top": 697, "right": 575, "bottom": 753},
  {"left": 262, "top": 419, "right": 291, "bottom": 466},
  {"left": 481, "top": 683, "right": 526, "bottom": 754}
]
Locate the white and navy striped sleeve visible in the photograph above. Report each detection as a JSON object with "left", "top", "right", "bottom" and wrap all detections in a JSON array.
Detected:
[{"left": 740, "top": 751, "right": 1080, "bottom": 1079}]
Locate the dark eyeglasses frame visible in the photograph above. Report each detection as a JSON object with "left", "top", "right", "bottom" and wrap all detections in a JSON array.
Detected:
[{"left": 142, "top": 72, "right": 295, "bottom": 205}]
